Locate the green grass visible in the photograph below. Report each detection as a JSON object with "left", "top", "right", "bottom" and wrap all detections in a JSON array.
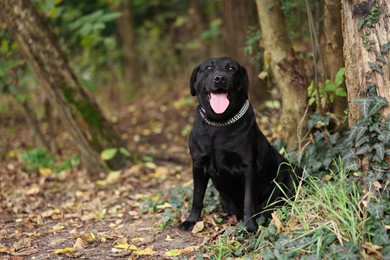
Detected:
[{"left": 201, "top": 160, "right": 379, "bottom": 259}]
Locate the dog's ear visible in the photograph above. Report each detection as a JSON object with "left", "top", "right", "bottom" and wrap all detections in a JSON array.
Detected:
[
  {"left": 240, "top": 64, "right": 249, "bottom": 99},
  {"left": 190, "top": 64, "right": 201, "bottom": 96}
]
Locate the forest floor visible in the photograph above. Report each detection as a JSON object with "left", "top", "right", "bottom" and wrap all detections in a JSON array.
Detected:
[{"left": 0, "top": 85, "right": 281, "bottom": 259}]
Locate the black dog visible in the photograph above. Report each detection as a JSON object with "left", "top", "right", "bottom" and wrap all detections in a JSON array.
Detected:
[{"left": 179, "top": 57, "right": 302, "bottom": 232}]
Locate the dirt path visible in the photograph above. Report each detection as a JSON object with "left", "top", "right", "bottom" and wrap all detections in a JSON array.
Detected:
[{"left": 0, "top": 158, "right": 206, "bottom": 259}]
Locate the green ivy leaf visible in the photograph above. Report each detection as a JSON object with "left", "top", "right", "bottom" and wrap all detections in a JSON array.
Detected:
[
  {"left": 380, "top": 41, "right": 390, "bottom": 54},
  {"left": 367, "top": 96, "right": 388, "bottom": 117},
  {"left": 355, "top": 136, "right": 369, "bottom": 148},
  {"left": 356, "top": 144, "right": 372, "bottom": 155},
  {"left": 357, "top": 18, "right": 367, "bottom": 32},
  {"left": 355, "top": 96, "right": 388, "bottom": 118},
  {"left": 342, "top": 149, "right": 356, "bottom": 161},
  {"left": 345, "top": 159, "right": 360, "bottom": 172},
  {"left": 373, "top": 143, "right": 385, "bottom": 161},
  {"left": 378, "top": 131, "right": 390, "bottom": 144},
  {"left": 367, "top": 202, "right": 386, "bottom": 219},
  {"left": 355, "top": 98, "right": 372, "bottom": 118},
  {"left": 100, "top": 148, "right": 118, "bottom": 161},
  {"left": 368, "top": 62, "right": 383, "bottom": 74}
]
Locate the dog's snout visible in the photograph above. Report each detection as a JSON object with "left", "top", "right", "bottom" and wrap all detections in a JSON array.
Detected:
[{"left": 213, "top": 75, "right": 226, "bottom": 84}]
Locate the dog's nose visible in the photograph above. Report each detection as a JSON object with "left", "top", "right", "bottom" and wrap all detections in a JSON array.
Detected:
[{"left": 213, "top": 75, "right": 226, "bottom": 84}]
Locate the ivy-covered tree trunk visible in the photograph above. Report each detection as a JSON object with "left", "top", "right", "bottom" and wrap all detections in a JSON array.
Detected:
[
  {"left": 0, "top": 0, "right": 126, "bottom": 172},
  {"left": 341, "top": 0, "right": 389, "bottom": 191},
  {"left": 255, "top": 0, "right": 308, "bottom": 149},
  {"left": 341, "top": 0, "right": 390, "bottom": 125}
]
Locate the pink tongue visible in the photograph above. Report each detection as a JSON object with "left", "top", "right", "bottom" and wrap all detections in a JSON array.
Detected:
[{"left": 210, "top": 93, "right": 229, "bottom": 114}]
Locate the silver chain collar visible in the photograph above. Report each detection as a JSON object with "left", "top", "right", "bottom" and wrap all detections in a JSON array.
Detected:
[{"left": 199, "top": 100, "right": 250, "bottom": 127}]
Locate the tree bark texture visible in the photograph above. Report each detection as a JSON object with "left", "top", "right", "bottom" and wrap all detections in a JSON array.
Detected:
[
  {"left": 255, "top": 0, "right": 308, "bottom": 149},
  {"left": 222, "top": 0, "right": 268, "bottom": 102},
  {"left": 116, "top": 0, "right": 141, "bottom": 95},
  {"left": 0, "top": 0, "right": 125, "bottom": 172},
  {"left": 323, "top": 0, "right": 347, "bottom": 119},
  {"left": 341, "top": 0, "right": 390, "bottom": 125}
]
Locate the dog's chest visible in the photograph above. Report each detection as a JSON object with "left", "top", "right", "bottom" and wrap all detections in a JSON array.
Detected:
[{"left": 201, "top": 135, "right": 246, "bottom": 178}]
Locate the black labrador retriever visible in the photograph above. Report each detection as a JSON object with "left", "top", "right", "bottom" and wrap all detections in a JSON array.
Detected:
[{"left": 179, "top": 57, "right": 302, "bottom": 232}]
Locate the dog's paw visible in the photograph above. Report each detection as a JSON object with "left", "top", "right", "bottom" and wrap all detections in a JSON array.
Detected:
[
  {"left": 179, "top": 220, "right": 196, "bottom": 231},
  {"left": 245, "top": 220, "right": 258, "bottom": 233}
]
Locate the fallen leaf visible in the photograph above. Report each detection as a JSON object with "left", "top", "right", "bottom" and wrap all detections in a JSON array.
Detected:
[
  {"left": 271, "top": 211, "right": 282, "bottom": 233},
  {"left": 96, "top": 171, "right": 121, "bottom": 185},
  {"left": 74, "top": 238, "right": 86, "bottom": 249},
  {"left": 52, "top": 225, "right": 65, "bottom": 232},
  {"left": 39, "top": 167, "right": 52, "bottom": 176},
  {"left": 13, "top": 237, "right": 31, "bottom": 251},
  {"left": 13, "top": 247, "right": 39, "bottom": 256},
  {"left": 191, "top": 221, "right": 204, "bottom": 234},
  {"left": 135, "top": 246, "right": 157, "bottom": 256},
  {"left": 25, "top": 185, "right": 40, "bottom": 195},
  {"left": 114, "top": 244, "right": 137, "bottom": 251},
  {"left": 54, "top": 247, "right": 76, "bottom": 255},
  {"left": 165, "top": 249, "right": 182, "bottom": 257},
  {"left": 165, "top": 235, "right": 173, "bottom": 241},
  {"left": 156, "top": 202, "right": 172, "bottom": 209},
  {"left": 362, "top": 242, "right": 383, "bottom": 259}
]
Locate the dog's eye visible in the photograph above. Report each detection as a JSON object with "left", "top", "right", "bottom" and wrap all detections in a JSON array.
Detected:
[
  {"left": 227, "top": 66, "right": 235, "bottom": 71},
  {"left": 205, "top": 66, "right": 213, "bottom": 71}
]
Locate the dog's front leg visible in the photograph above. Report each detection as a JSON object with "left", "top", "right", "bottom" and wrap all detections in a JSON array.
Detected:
[
  {"left": 179, "top": 166, "right": 209, "bottom": 231},
  {"left": 244, "top": 165, "right": 258, "bottom": 233}
]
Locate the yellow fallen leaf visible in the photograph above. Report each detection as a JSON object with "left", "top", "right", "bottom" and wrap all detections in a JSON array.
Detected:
[
  {"left": 191, "top": 221, "right": 204, "bottom": 234},
  {"left": 156, "top": 202, "right": 172, "bottom": 209},
  {"left": 54, "top": 247, "right": 75, "bottom": 255},
  {"left": 8, "top": 150, "right": 16, "bottom": 158},
  {"left": 96, "top": 171, "right": 121, "bottom": 185},
  {"left": 135, "top": 246, "right": 157, "bottom": 256},
  {"left": 25, "top": 184, "right": 40, "bottom": 195},
  {"left": 165, "top": 249, "right": 182, "bottom": 257},
  {"left": 131, "top": 237, "right": 144, "bottom": 242},
  {"left": 114, "top": 244, "right": 137, "bottom": 250},
  {"left": 0, "top": 246, "right": 7, "bottom": 253},
  {"left": 39, "top": 167, "right": 52, "bottom": 176},
  {"left": 52, "top": 225, "right": 65, "bottom": 232}
]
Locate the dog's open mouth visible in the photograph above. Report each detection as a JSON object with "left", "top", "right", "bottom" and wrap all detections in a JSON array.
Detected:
[{"left": 207, "top": 91, "right": 230, "bottom": 114}]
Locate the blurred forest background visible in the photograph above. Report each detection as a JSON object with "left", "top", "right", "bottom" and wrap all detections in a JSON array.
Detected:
[{"left": 0, "top": 0, "right": 389, "bottom": 259}]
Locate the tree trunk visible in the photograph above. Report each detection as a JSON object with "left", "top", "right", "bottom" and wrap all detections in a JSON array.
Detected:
[
  {"left": 255, "top": 0, "right": 308, "bottom": 149},
  {"left": 323, "top": 0, "right": 347, "bottom": 119},
  {"left": 221, "top": 0, "right": 268, "bottom": 102},
  {"left": 116, "top": 0, "right": 141, "bottom": 96},
  {"left": 341, "top": 0, "right": 390, "bottom": 125},
  {"left": 0, "top": 0, "right": 126, "bottom": 172}
]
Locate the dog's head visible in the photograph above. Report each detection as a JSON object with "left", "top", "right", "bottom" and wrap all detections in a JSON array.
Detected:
[{"left": 190, "top": 57, "right": 249, "bottom": 120}]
